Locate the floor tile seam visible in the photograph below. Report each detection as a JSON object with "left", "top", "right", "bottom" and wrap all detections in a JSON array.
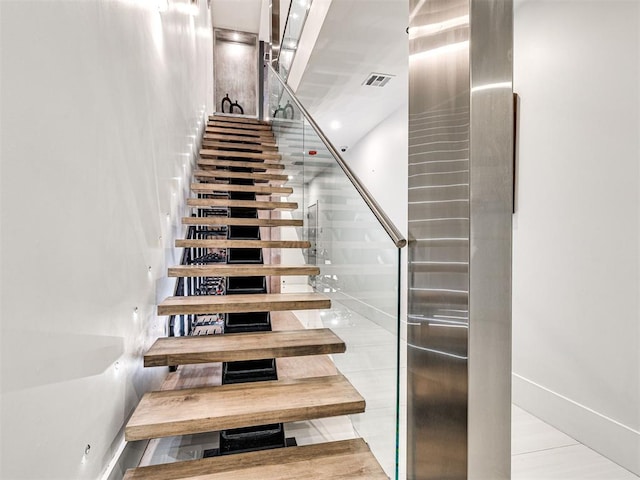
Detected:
[{"left": 511, "top": 441, "right": 583, "bottom": 457}]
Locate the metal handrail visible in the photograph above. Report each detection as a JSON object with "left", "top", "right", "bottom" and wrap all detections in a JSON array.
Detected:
[{"left": 268, "top": 64, "right": 407, "bottom": 248}]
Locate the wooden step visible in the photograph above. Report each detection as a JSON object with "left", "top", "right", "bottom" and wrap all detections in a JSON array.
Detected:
[
  {"left": 124, "top": 374, "right": 363, "bottom": 441},
  {"left": 208, "top": 120, "right": 272, "bottom": 131},
  {"left": 191, "top": 183, "right": 292, "bottom": 196},
  {"left": 210, "top": 114, "right": 269, "bottom": 126},
  {"left": 176, "top": 239, "right": 310, "bottom": 248},
  {"left": 144, "top": 328, "right": 345, "bottom": 367},
  {"left": 198, "top": 158, "right": 284, "bottom": 170},
  {"left": 200, "top": 149, "right": 280, "bottom": 162},
  {"left": 182, "top": 217, "right": 303, "bottom": 227},
  {"left": 201, "top": 140, "right": 277, "bottom": 152},
  {"left": 186, "top": 198, "right": 297, "bottom": 210},
  {"left": 203, "top": 133, "right": 277, "bottom": 147},
  {"left": 168, "top": 264, "right": 320, "bottom": 278},
  {"left": 200, "top": 148, "right": 281, "bottom": 161},
  {"left": 205, "top": 126, "right": 275, "bottom": 138},
  {"left": 123, "top": 438, "right": 386, "bottom": 480},
  {"left": 193, "top": 170, "right": 287, "bottom": 183},
  {"left": 157, "top": 292, "right": 330, "bottom": 316}
]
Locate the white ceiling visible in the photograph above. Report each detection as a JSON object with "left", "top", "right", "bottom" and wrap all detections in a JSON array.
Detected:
[
  {"left": 211, "top": 0, "right": 265, "bottom": 35},
  {"left": 293, "top": 0, "right": 408, "bottom": 149},
  {"left": 211, "top": 0, "right": 409, "bottom": 149}
]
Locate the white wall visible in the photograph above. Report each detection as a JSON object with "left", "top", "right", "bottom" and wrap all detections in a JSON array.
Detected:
[
  {"left": 513, "top": 0, "right": 640, "bottom": 474},
  {"left": 344, "top": 106, "right": 408, "bottom": 236},
  {"left": 0, "top": 1, "right": 213, "bottom": 478}
]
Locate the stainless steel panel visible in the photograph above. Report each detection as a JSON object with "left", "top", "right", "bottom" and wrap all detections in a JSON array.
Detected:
[
  {"left": 408, "top": 1, "right": 470, "bottom": 477},
  {"left": 271, "top": 0, "right": 280, "bottom": 66},
  {"left": 407, "top": 0, "right": 512, "bottom": 478},
  {"left": 468, "top": 1, "right": 513, "bottom": 478}
]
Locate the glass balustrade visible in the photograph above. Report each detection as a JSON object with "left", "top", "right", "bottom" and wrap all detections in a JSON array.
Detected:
[
  {"left": 268, "top": 66, "right": 403, "bottom": 479},
  {"left": 278, "top": 0, "right": 313, "bottom": 79}
]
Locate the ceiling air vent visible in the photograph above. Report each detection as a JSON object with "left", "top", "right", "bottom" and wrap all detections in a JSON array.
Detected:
[{"left": 363, "top": 73, "right": 394, "bottom": 87}]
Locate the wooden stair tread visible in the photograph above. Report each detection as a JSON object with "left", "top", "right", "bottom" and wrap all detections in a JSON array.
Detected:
[
  {"left": 201, "top": 140, "right": 277, "bottom": 152},
  {"left": 144, "top": 328, "right": 345, "bottom": 367},
  {"left": 193, "top": 170, "right": 287, "bottom": 182},
  {"left": 200, "top": 148, "right": 281, "bottom": 160},
  {"left": 168, "top": 264, "right": 320, "bottom": 277},
  {"left": 208, "top": 120, "right": 272, "bottom": 131},
  {"left": 209, "top": 114, "right": 269, "bottom": 125},
  {"left": 157, "top": 292, "right": 330, "bottom": 315},
  {"left": 176, "top": 239, "right": 310, "bottom": 248},
  {"left": 152, "top": 311, "right": 333, "bottom": 387},
  {"left": 205, "top": 126, "right": 274, "bottom": 138},
  {"left": 198, "top": 158, "right": 284, "bottom": 170},
  {"left": 191, "top": 183, "right": 292, "bottom": 195},
  {"left": 186, "top": 198, "right": 297, "bottom": 210},
  {"left": 123, "top": 438, "right": 386, "bottom": 480},
  {"left": 182, "top": 217, "right": 302, "bottom": 227},
  {"left": 124, "top": 374, "right": 364, "bottom": 441},
  {"left": 203, "top": 133, "right": 277, "bottom": 146}
]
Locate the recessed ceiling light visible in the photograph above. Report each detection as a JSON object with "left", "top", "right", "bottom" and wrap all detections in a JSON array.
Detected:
[{"left": 330, "top": 120, "right": 341, "bottom": 130}]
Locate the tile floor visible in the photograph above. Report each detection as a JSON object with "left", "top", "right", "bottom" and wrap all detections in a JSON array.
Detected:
[{"left": 511, "top": 405, "right": 639, "bottom": 480}]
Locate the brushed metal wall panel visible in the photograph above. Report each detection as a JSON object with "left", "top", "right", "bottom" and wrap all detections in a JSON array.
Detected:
[
  {"left": 408, "top": 1, "right": 470, "bottom": 478},
  {"left": 408, "top": 0, "right": 512, "bottom": 478},
  {"left": 271, "top": 0, "right": 280, "bottom": 66},
  {"left": 468, "top": 0, "right": 513, "bottom": 477}
]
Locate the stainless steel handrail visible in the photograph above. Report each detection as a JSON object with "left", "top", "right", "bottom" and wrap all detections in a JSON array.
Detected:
[{"left": 267, "top": 64, "right": 407, "bottom": 248}]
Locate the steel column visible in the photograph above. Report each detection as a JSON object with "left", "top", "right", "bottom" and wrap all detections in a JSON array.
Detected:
[{"left": 407, "top": 0, "right": 513, "bottom": 478}]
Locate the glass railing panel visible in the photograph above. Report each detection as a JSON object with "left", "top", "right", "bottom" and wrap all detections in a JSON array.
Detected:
[
  {"left": 269, "top": 77, "right": 305, "bottom": 224},
  {"left": 279, "top": 0, "right": 313, "bottom": 79},
  {"left": 268, "top": 66, "right": 402, "bottom": 479},
  {"left": 302, "top": 119, "right": 399, "bottom": 477}
]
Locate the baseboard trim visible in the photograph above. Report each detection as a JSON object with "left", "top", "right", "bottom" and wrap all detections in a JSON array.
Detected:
[{"left": 512, "top": 373, "right": 640, "bottom": 475}]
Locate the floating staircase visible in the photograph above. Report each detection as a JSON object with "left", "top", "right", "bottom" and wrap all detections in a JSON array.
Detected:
[
  {"left": 123, "top": 439, "right": 387, "bottom": 480},
  {"left": 123, "top": 114, "right": 387, "bottom": 479}
]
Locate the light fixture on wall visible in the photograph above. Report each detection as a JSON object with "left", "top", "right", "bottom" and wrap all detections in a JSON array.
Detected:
[
  {"left": 81, "top": 444, "right": 91, "bottom": 465},
  {"left": 216, "top": 29, "right": 257, "bottom": 46}
]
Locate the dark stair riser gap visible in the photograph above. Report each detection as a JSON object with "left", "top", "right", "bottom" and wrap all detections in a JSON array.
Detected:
[
  {"left": 222, "top": 358, "right": 278, "bottom": 385},
  {"left": 203, "top": 424, "right": 296, "bottom": 458},
  {"left": 219, "top": 167, "right": 283, "bottom": 455},
  {"left": 228, "top": 248, "right": 263, "bottom": 264},
  {"left": 224, "top": 311, "right": 271, "bottom": 333},
  {"left": 226, "top": 276, "right": 266, "bottom": 294}
]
